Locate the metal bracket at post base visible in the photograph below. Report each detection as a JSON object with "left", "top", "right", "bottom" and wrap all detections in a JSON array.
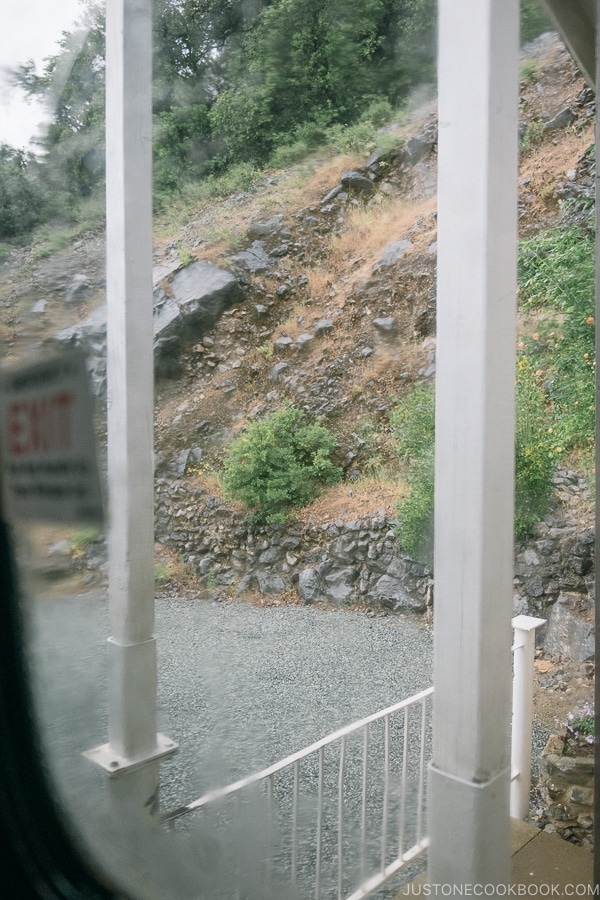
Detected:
[{"left": 83, "top": 733, "right": 178, "bottom": 777}]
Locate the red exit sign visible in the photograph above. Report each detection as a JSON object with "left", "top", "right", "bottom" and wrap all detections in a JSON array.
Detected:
[
  {"left": 0, "top": 350, "right": 104, "bottom": 524},
  {"left": 8, "top": 392, "right": 74, "bottom": 456}
]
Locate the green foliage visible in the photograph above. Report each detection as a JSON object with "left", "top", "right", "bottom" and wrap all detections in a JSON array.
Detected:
[
  {"left": 6, "top": 0, "right": 438, "bottom": 235},
  {"left": 519, "top": 58, "right": 539, "bottom": 84},
  {"left": 514, "top": 358, "right": 555, "bottom": 539},
  {"left": 520, "top": 0, "right": 553, "bottom": 45},
  {"left": 389, "top": 384, "right": 435, "bottom": 564},
  {"left": 154, "top": 103, "right": 212, "bottom": 193},
  {"left": 222, "top": 406, "right": 342, "bottom": 522},
  {"left": 520, "top": 119, "right": 545, "bottom": 154},
  {"left": 518, "top": 226, "right": 595, "bottom": 455},
  {"left": 0, "top": 145, "right": 51, "bottom": 239},
  {"left": 389, "top": 361, "right": 559, "bottom": 560},
  {"left": 70, "top": 527, "right": 101, "bottom": 555},
  {"left": 389, "top": 383, "right": 435, "bottom": 462}
]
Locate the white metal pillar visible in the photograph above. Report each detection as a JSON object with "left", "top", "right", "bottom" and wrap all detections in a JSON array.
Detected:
[
  {"left": 85, "top": 0, "right": 176, "bottom": 824},
  {"left": 428, "top": 0, "right": 519, "bottom": 886}
]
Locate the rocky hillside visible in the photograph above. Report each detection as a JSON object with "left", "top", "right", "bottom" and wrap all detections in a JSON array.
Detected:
[
  {"left": 1, "top": 31, "right": 595, "bottom": 554},
  {"left": 1, "top": 34, "right": 592, "bottom": 475}
]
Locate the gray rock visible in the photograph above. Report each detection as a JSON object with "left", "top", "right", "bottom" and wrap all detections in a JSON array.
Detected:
[
  {"left": 297, "top": 568, "right": 323, "bottom": 604},
  {"left": 58, "top": 259, "right": 244, "bottom": 392},
  {"left": 269, "top": 362, "right": 290, "bottom": 381},
  {"left": 314, "top": 319, "right": 334, "bottom": 335},
  {"left": 373, "top": 316, "right": 397, "bottom": 334},
  {"left": 323, "top": 568, "right": 357, "bottom": 602},
  {"left": 235, "top": 574, "right": 255, "bottom": 594},
  {"left": 274, "top": 336, "right": 294, "bottom": 351},
  {"left": 170, "top": 260, "right": 243, "bottom": 328},
  {"left": 370, "top": 575, "right": 425, "bottom": 611},
  {"left": 340, "top": 171, "right": 376, "bottom": 198},
  {"left": 321, "top": 186, "right": 344, "bottom": 204},
  {"left": 255, "top": 571, "right": 286, "bottom": 595},
  {"left": 65, "top": 274, "right": 90, "bottom": 304},
  {"left": 544, "top": 108, "right": 576, "bottom": 132},
  {"left": 544, "top": 594, "right": 594, "bottom": 661},
  {"left": 30, "top": 299, "right": 47, "bottom": 315},
  {"left": 373, "top": 240, "right": 412, "bottom": 271},
  {"left": 258, "top": 547, "right": 280, "bottom": 565},
  {"left": 406, "top": 133, "right": 431, "bottom": 164},
  {"left": 296, "top": 332, "right": 314, "bottom": 350},
  {"left": 176, "top": 449, "right": 191, "bottom": 478},
  {"left": 247, "top": 216, "right": 285, "bottom": 239},
  {"left": 56, "top": 305, "right": 108, "bottom": 349},
  {"left": 229, "top": 240, "right": 273, "bottom": 273},
  {"left": 152, "top": 257, "right": 180, "bottom": 286}
]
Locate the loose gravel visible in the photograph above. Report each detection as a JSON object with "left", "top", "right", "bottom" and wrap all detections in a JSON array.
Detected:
[{"left": 27, "top": 591, "right": 552, "bottom": 898}]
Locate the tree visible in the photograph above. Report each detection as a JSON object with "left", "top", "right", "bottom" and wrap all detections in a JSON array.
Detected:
[{"left": 0, "top": 145, "right": 49, "bottom": 238}]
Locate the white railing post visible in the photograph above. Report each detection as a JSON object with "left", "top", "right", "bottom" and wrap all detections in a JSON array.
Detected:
[{"left": 510, "top": 614, "right": 546, "bottom": 819}]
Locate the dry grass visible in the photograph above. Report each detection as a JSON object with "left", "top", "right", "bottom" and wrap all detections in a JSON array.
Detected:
[
  {"left": 329, "top": 197, "right": 436, "bottom": 271},
  {"left": 297, "top": 475, "right": 407, "bottom": 524},
  {"left": 306, "top": 268, "right": 335, "bottom": 301}
]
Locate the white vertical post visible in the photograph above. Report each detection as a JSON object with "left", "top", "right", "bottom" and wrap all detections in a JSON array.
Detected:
[
  {"left": 510, "top": 615, "right": 546, "bottom": 820},
  {"left": 84, "top": 0, "right": 176, "bottom": 824},
  {"left": 428, "top": 0, "right": 519, "bottom": 887}
]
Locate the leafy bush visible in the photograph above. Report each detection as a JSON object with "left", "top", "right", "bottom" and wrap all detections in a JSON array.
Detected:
[
  {"left": 520, "top": 0, "right": 553, "bottom": 45},
  {"left": 0, "top": 144, "right": 50, "bottom": 239},
  {"left": 360, "top": 98, "right": 394, "bottom": 128},
  {"left": 390, "top": 363, "right": 558, "bottom": 562},
  {"left": 514, "top": 358, "right": 555, "bottom": 539},
  {"left": 518, "top": 226, "right": 595, "bottom": 455},
  {"left": 389, "top": 384, "right": 435, "bottom": 564},
  {"left": 222, "top": 407, "right": 342, "bottom": 522}
]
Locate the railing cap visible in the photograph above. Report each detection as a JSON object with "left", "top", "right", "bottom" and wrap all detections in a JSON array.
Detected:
[{"left": 511, "top": 614, "right": 546, "bottom": 631}]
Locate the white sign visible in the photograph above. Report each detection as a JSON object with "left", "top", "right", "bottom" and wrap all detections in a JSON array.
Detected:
[{"left": 0, "top": 349, "right": 104, "bottom": 524}]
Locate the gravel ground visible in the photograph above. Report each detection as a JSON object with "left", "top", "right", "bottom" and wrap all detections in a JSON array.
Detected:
[
  {"left": 28, "top": 591, "right": 434, "bottom": 899},
  {"left": 26, "top": 591, "right": 554, "bottom": 898}
]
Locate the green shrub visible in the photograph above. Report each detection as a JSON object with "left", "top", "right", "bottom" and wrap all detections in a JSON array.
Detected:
[
  {"left": 518, "top": 226, "right": 595, "bottom": 456},
  {"left": 327, "top": 120, "right": 378, "bottom": 155},
  {"left": 389, "top": 364, "right": 558, "bottom": 562},
  {"left": 395, "top": 451, "right": 434, "bottom": 565},
  {"left": 514, "top": 358, "right": 555, "bottom": 539},
  {"left": 270, "top": 140, "right": 311, "bottom": 168},
  {"left": 222, "top": 407, "right": 342, "bottom": 523},
  {"left": 390, "top": 384, "right": 435, "bottom": 565},
  {"left": 519, "top": 58, "right": 539, "bottom": 84},
  {"left": 520, "top": 119, "right": 545, "bottom": 154},
  {"left": 359, "top": 98, "right": 394, "bottom": 128}
]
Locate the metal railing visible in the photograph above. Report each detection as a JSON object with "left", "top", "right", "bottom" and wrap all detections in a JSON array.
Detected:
[
  {"left": 164, "top": 686, "right": 433, "bottom": 899},
  {"left": 163, "top": 615, "right": 545, "bottom": 898}
]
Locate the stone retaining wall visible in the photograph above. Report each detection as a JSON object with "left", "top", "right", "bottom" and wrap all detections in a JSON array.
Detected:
[
  {"left": 155, "top": 476, "right": 594, "bottom": 622},
  {"left": 538, "top": 734, "right": 594, "bottom": 852},
  {"left": 155, "top": 478, "right": 432, "bottom": 610}
]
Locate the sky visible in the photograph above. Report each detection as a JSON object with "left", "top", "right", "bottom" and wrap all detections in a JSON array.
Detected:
[{"left": 0, "top": 0, "right": 83, "bottom": 148}]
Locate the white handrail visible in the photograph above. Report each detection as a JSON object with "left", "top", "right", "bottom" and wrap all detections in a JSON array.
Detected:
[
  {"left": 164, "top": 685, "right": 434, "bottom": 821},
  {"left": 163, "top": 616, "right": 544, "bottom": 897}
]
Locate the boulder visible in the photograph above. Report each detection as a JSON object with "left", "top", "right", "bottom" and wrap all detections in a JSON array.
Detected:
[
  {"left": 544, "top": 594, "right": 594, "bottom": 661},
  {"left": 340, "top": 171, "right": 376, "bottom": 198},
  {"left": 56, "top": 259, "right": 244, "bottom": 391},
  {"left": 228, "top": 240, "right": 273, "bottom": 274},
  {"left": 544, "top": 108, "right": 576, "bottom": 132},
  {"left": 255, "top": 571, "right": 286, "bottom": 595},
  {"left": 297, "top": 568, "right": 323, "bottom": 604},
  {"left": 370, "top": 574, "right": 425, "bottom": 611}
]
